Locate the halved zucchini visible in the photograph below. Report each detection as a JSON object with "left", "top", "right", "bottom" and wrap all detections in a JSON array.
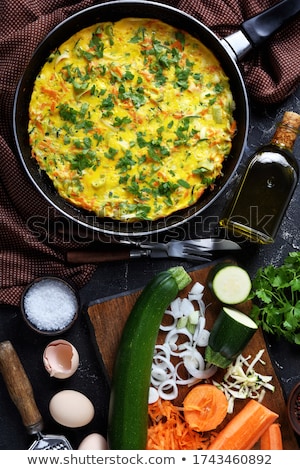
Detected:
[
  {"left": 205, "top": 306, "right": 258, "bottom": 368},
  {"left": 209, "top": 263, "right": 252, "bottom": 305}
]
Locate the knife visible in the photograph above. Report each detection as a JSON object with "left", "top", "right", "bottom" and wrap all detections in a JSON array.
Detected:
[{"left": 65, "top": 238, "right": 241, "bottom": 264}]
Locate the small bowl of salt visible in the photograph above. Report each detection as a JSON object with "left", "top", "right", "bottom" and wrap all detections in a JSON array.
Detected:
[{"left": 21, "top": 276, "right": 80, "bottom": 335}]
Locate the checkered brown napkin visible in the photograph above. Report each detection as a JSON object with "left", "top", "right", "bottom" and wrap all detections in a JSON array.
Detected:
[{"left": 0, "top": 0, "right": 299, "bottom": 305}]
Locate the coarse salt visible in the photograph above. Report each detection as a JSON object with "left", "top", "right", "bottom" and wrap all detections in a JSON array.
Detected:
[{"left": 23, "top": 279, "right": 78, "bottom": 331}]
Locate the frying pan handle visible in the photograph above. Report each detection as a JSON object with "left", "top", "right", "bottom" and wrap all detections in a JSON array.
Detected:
[
  {"left": 0, "top": 341, "right": 43, "bottom": 434},
  {"left": 223, "top": 0, "right": 300, "bottom": 61},
  {"left": 241, "top": 0, "right": 300, "bottom": 48}
]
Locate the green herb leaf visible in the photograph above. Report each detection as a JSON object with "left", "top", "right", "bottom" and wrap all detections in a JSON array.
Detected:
[
  {"left": 177, "top": 179, "right": 190, "bottom": 189},
  {"left": 250, "top": 252, "right": 300, "bottom": 344}
]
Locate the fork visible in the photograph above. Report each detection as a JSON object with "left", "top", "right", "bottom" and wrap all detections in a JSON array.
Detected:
[{"left": 65, "top": 238, "right": 240, "bottom": 264}]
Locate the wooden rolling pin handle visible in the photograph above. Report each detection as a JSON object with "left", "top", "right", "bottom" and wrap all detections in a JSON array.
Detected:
[
  {"left": 66, "top": 247, "right": 131, "bottom": 264},
  {"left": 0, "top": 341, "right": 43, "bottom": 434}
]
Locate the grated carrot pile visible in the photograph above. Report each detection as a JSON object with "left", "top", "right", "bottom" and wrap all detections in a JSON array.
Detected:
[{"left": 147, "top": 399, "right": 216, "bottom": 450}]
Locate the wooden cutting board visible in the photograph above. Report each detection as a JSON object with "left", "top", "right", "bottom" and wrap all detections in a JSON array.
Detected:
[{"left": 86, "top": 263, "right": 298, "bottom": 449}]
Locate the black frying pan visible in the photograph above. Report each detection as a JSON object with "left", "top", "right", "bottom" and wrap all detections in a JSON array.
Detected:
[{"left": 12, "top": 0, "right": 300, "bottom": 238}]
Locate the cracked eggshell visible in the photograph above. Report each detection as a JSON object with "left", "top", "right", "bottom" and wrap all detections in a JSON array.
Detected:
[{"left": 43, "top": 339, "right": 79, "bottom": 379}]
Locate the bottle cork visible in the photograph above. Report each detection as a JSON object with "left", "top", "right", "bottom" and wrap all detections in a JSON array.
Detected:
[{"left": 272, "top": 111, "right": 300, "bottom": 150}]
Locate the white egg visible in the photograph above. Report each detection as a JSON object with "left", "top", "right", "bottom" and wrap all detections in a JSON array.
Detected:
[
  {"left": 78, "top": 433, "right": 108, "bottom": 450},
  {"left": 49, "top": 390, "right": 94, "bottom": 428},
  {"left": 43, "top": 339, "right": 79, "bottom": 379}
]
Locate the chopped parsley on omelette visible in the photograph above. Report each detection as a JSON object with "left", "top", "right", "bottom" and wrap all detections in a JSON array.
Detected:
[{"left": 28, "top": 18, "right": 236, "bottom": 221}]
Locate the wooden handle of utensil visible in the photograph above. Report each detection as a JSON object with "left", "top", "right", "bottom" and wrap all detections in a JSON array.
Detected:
[
  {"left": 66, "top": 247, "right": 131, "bottom": 264},
  {"left": 0, "top": 341, "right": 43, "bottom": 434}
]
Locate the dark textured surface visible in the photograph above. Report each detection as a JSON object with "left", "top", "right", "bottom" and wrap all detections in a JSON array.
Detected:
[{"left": 1, "top": 84, "right": 300, "bottom": 449}]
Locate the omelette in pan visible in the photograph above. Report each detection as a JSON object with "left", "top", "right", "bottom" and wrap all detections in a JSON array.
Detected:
[{"left": 28, "top": 18, "right": 236, "bottom": 222}]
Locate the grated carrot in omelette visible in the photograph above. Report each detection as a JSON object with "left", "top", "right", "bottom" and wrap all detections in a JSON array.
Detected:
[{"left": 147, "top": 399, "right": 216, "bottom": 450}]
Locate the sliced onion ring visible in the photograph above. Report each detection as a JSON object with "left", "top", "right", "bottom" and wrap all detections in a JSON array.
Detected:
[
  {"left": 157, "top": 379, "right": 178, "bottom": 401},
  {"left": 150, "top": 282, "right": 217, "bottom": 401}
]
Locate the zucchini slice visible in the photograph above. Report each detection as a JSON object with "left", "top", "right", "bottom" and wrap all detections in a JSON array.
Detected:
[
  {"left": 205, "top": 306, "right": 258, "bottom": 368},
  {"left": 209, "top": 263, "right": 252, "bottom": 305}
]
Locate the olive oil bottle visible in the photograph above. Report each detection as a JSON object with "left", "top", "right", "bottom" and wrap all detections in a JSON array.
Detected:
[{"left": 219, "top": 111, "right": 300, "bottom": 244}]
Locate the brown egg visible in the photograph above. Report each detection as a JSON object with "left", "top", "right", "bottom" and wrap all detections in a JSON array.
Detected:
[
  {"left": 49, "top": 390, "right": 95, "bottom": 428},
  {"left": 78, "top": 433, "right": 108, "bottom": 450}
]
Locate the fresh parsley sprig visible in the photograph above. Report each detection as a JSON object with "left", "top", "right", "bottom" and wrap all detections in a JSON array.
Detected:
[{"left": 250, "top": 252, "right": 300, "bottom": 345}]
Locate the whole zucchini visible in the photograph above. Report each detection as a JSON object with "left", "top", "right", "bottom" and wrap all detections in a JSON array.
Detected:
[{"left": 107, "top": 266, "right": 192, "bottom": 450}]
